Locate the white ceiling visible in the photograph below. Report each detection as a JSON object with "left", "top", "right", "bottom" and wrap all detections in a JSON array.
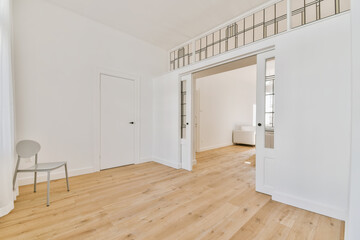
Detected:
[{"left": 46, "top": 0, "right": 269, "bottom": 50}]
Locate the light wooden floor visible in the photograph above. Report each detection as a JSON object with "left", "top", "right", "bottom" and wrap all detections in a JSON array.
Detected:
[{"left": 0, "top": 145, "right": 344, "bottom": 240}]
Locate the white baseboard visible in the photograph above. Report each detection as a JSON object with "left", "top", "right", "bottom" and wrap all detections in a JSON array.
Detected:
[
  {"left": 0, "top": 202, "right": 14, "bottom": 218},
  {"left": 272, "top": 191, "right": 347, "bottom": 221},
  {"left": 199, "top": 143, "right": 233, "bottom": 152},
  {"left": 153, "top": 157, "right": 181, "bottom": 169},
  {"left": 138, "top": 157, "right": 152, "bottom": 164},
  {"left": 18, "top": 166, "right": 96, "bottom": 186}
]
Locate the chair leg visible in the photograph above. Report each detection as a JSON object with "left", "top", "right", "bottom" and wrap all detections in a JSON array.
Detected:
[
  {"left": 13, "top": 157, "right": 20, "bottom": 190},
  {"left": 65, "top": 163, "right": 70, "bottom": 191},
  {"left": 12, "top": 172, "right": 18, "bottom": 191},
  {"left": 34, "top": 172, "right": 37, "bottom": 192},
  {"left": 47, "top": 171, "right": 50, "bottom": 207}
]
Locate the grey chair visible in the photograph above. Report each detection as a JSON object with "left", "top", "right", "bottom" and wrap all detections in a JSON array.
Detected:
[{"left": 13, "top": 140, "right": 70, "bottom": 206}]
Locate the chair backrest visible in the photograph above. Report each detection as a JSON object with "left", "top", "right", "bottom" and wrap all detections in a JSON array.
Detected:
[{"left": 16, "top": 140, "right": 41, "bottom": 158}]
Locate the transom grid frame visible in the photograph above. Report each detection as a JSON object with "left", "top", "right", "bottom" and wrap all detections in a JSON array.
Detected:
[{"left": 169, "top": 0, "right": 350, "bottom": 71}]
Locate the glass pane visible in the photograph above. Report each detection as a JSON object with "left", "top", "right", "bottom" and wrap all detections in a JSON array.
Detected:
[
  {"left": 254, "top": 10, "right": 264, "bottom": 41},
  {"left": 321, "top": 0, "right": 335, "bottom": 18},
  {"left": 179, "top": 57, "right": 184, "bottom": 68},
  {"left": 237, "top": 33, "right": 244, "bottom": 47},
  {"left": 200, "top": 49, "right": 206, "bottom": 60},
  {"left": 207, "top": 34, "right": 213, "bottom": 45},
  {"left": 266, "top": 23, "right": 275, "bottom": 37},
  {"left": 195, "top": 40, "right": 201, "bottom": 62},
  {"left": 254, "top": 11, "right": 264, "bottom": 25},
  {"left": 265, "top": 95, "right": 274, "bottom": 113},
  {"left": 291, "top": 0, "right": 305, "bottom": 28},
  {"left": 265, "top": 131, "right": 274, "bottom": 148},
  {"left": 220, "top": 40, "right": 226, "bottom": 53},
  {"left": 291, "top": 14, "right": 302, "bottom": 28},
  {"left": 245, "top": 29, "right": 253, "bottom": 44},
  {"left": 254, "top": 26, "right": 264, "bottom": 41},
  {"left": 276, "top": 0, "right": 287, "bottom": 18},
  {"left": 207, "top": 46, "right": 213, "bottom": 58},
  {"left": 181, "top": 94, "right": 186, "bottom": 104},
  {"left": 291, "top": 0, "right": 304, "bottom": 12},
  {"left": 213, "top": 42, "right": 220, "bottom": 55},
  {"left": 245, "top": 15, "right": 254, "bottom": 29},
  {"left": 237, "top": 19, "right": 244, "bottom": 32},
  {"left": 266, "top": 58, "right": 275, "bottom": 76},
  {"left": 305, "top": 4, "right": 317, "bottom": 24},
  {"left": 265, "top": 113, "right": 274, "bottom": 128},
  {"left": 265, "top": 57, "right": 275, "bottom": 149},
  {"left": 228, "top": 36, "right": 236, "bottom": 50},
  {"left": 201, "top": 37, "right": 206, "bottom": 49},
  {"left": 213, "top": 31, "right": 220, "bottom": 43},
  {"left": 340, "top": 0, "right": 351, "bottom": 12},
  {"left": 278, "top": 19, "right": 287, "bottom": 33},
  {"left": 266, "top": 80, "right": 274, "bottom": 95},
  {"left": 182, "top": 128, "right": 186, "bottom": 139},
  {"left": 174, "top": 59, "right": 178, "bottom": 69},
  {"left": 188, "top": 44, "right": 192, "bottom": 56},
  {"left": 220, "top": 27, "right": 226, "bottom": 42},
  {"left": 265, "top": 5, "right": 275, "bottom": 22}
]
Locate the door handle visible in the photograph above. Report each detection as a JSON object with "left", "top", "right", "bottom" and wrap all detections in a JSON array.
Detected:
[
  {"left": 258, "top": 123, "right": 262, "bottom": 127},
  {"left": 129, "top": 122, "right": 134, "bottom": 124}
]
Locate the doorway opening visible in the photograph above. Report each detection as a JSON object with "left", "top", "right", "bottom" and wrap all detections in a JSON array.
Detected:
[
  {"left": 193, "top": 56, "right": 257, "bottom": 154},
  {"left": 180, "top": 50, "right": 276, "bottom": 195},
  {"left": 192, "top": 56, "right": 257, "bottom": 176}
]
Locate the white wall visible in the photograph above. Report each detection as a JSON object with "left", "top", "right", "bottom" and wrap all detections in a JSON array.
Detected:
[
  {"left": 347, "top": 0, "right": 360, "bottom": 239},
  {"left": 153, "top": 13, "right": 352, "bottom": 220},
  {"left": 195, "top": 65, "right": 256, "bottom": 151},
  {"left": 13, "top": 0, "right": 168, "bottom": 185},
  {"left": 152, "top": 71, "right": 181, "bottom": 168},
  {"left": 272, "top": 14, "right": 351, "bottom": 220}
]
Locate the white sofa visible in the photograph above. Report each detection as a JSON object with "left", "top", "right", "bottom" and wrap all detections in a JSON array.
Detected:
[{"left": 233, "top": 125, "right": 256, "bottom": 146}]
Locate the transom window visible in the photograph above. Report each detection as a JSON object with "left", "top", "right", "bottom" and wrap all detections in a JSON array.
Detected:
[{"left": 169, "top": 0, "right": 350, "bottom": 71}]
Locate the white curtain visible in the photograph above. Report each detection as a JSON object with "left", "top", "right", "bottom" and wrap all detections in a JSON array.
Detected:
[{"left": 0, "top": 0, "right": 15, "bottom": 217}]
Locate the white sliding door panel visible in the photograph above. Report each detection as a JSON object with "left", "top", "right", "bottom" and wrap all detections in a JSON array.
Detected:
[
  {"left": 180, "top": 74, "right": 193, "bottom": 171},
  {"left": 256, "top": 50, "right": 276, "bottom": 195}
]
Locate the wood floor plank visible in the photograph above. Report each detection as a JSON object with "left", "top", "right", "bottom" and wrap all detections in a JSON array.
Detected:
[{"left": 0, "top": 145, "right": 344, "bottom": 240}]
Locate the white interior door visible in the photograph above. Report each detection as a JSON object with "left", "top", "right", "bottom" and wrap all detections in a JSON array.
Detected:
[
  {"left": 100, "top": 74, "right": 135, "bottom": 170},
  {"left": 256, "top": 51, "right": 276, "bottom": 195},
  {"left": 180, "top": 74, "right": 193, "bottom": 171}
]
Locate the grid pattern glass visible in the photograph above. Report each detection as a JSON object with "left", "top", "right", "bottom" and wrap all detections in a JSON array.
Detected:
[
  {"left": 169, "top": 0, "right": 350, "bottom": 71},
  {"left": 291, "top": 0, "right": 350, "bottom": 28},
  {"left": 265, "top": 58, "right": 275, "bottom": 149},
  {"left": 180, "top": 81, "right": 187, "bottom": 139},
  {"left": 194, "top": 0, "right": 287, "bottom": 62},
  {"left": 170, "top": 43, "right": 193, "bottom": 71}
]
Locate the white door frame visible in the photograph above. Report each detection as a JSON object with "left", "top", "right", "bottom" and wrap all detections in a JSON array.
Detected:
[
  {"left": 94, "top": 68, "right": 140, "bottom": 172},
  {"left": 178, "top": 47, "right": 275, "bottom": 184}
]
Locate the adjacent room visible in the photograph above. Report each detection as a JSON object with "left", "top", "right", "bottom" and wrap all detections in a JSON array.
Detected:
[
  {"left": 193, "top": 57, "right": 257, "bottom": 153},
  {"left": 191, "top": 57, "right": 258, "bottom": 176},
  {"left": 1, "top": 0, "right": 360, "bottom": 239}
]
